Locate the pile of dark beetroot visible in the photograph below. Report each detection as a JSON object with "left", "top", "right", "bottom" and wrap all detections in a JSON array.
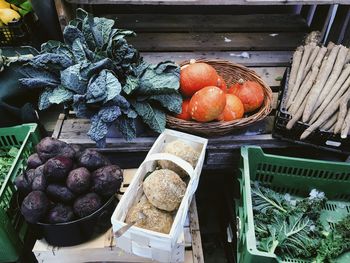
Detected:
[{"left": 15, "top": 137, "right": 123, "bottom": 224}]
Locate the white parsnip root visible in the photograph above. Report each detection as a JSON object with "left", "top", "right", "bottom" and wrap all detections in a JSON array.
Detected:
[
  {"left": 303, "top": 46, "right": 320, "bottom": 79},
  {"left": 346, "top": 50, "right": 350, "bottom": 64},
  {"left": 321, "top": 114, "right": 338, "bottom": 131},
  {"left": 285, "top": 46, "right": 303, "bottom": 107},
  {"left": 302, "top": 45, "right": 340, "bottom": 123},
  {"left": 286, "top": 95, "right": 309, "bottom": 130},
  {"left": 300, "top": 101, "right": 340, "bottom": 139},
  {"left": 312, "top": 46, "right": 327, "bottom": 68},
  {"left": 334, "top": 92, "right": 350, "bottom": 134},
  {"left": 309, "top": 64, "right": 350, "bottom": 124},
  {"left": 317, "top": 46, "right": 349, "bottom": 107},
  {"left": 300, "top": 89, "right": 350, "bottom": 139},
  {"left": 290, "top": 66, "right": 319, "bottom": 115},
  {"left": 287, "top": 45, "right": 313, "bottom": 109},
  {"left": 341, "top": 109, "right": 350, "bottom": 138},
  {"left": 283, "top": 41, "right": 350, "bottom": 142}
]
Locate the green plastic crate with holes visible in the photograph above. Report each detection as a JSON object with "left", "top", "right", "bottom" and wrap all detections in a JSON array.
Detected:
[
  {"left": 236, "top": 146, "right": 350, "bottom": 263},
  {"left": 0, "top": 123, "right": 40, "bottom": 262}
]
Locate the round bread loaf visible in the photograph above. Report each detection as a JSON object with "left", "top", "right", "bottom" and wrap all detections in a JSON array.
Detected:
[
  {"left": 125, "top": 195, "right": 173, "bottom": 234},
  {"left": 143, "top": 169, "right": 186, "bottom": 212},
  {"left": 158, "top": 140, "right": 199, "bottom": 177}
]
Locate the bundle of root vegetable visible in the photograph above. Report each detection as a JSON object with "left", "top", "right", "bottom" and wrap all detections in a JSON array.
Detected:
[{"left": 285, "top": 41, "right": 350, "bottom": 139}]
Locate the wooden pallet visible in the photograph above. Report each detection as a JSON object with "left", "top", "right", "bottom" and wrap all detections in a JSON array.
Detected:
[{"left": 33, "top": 169, "right": 204, "bottom": 263}]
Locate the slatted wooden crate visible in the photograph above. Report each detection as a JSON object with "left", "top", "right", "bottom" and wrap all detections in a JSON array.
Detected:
[{"left": 33, "top": 169, "right": 204, "bottom": 263}]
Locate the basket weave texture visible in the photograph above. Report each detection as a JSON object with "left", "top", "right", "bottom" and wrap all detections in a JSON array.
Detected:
[{"left": 166, "top": 59, "right": 273, "bottom": 136}]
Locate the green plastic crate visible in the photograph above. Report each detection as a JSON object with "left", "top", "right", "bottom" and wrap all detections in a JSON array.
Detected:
[
  {"left": 237, "top": 146, "right": 350, "bottom": 263},
  {"left": 0, "top": 123, "right": 40, "bottom": 262}
]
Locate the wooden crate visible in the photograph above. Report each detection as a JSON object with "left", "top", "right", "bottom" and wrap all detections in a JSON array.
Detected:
[{"left": 33, "top": 169, "right": 204, "bottom": 263}]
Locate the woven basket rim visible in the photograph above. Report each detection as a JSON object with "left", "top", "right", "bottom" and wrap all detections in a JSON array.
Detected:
[{"left": 166, "top": 59, "right": 273, "bottom": 136}]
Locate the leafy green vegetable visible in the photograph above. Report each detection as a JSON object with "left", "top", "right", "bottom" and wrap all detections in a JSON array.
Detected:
[
  {"left": 259, "top": 212, "right": 319, "bottom": 258},
  {"left": 131, "top": 101, "right": 166, "bottom": 133},
  {"left": 252, "top": 182, "right": 289, "bottom": 214},
  {"left": 19, "top": 8, "right": 181, "bottom": 145},
  {"left": 315, "top": 215, "right": 350, "bottom": 263},
  {"left": 0, "top": 147, "right": 19, "bottom": 187},
  {"left": 252, "top": 183, "right": 350, "bottom": 261}
]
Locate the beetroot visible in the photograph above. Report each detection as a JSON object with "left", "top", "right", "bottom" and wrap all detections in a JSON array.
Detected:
[
  {"left": 73, "top": 193, "right": 102, "bottom": 218},
  {"left": 71, "top": 144, "right": 84, "bottom": 161},
  {"left": 34, "top": 164, "right": 45, "bottom": 178},
  {"left": 32, "top": 172, "right": 47, "bottom": 191},
  {"left": 27, "top": 153, "right": 43, "bottom": 169},
  {"left": 21, "top": 191, "right": 49, "bottom": 223},
  {"left": 78, "top": 149, "right": 110, "bottom": 171},
  {"left": 36, "top": 137, "right": 75, "bottom": 162},
  {"left": 91, "top": 165, "right": 123, "bottom": 197},
  {"left": 47, "top": 203, "right": 75, "bottom": 224},
  {"left": 44, "top": 156, "right": 73, "bottom": 182},
  {"left": 46, "top": 184, "right": 75, "bottom": 203},
  {"left": 15, "top": 174, "right": 31, "bottom": 194},
  {"left": 25, "top": 169, "right": 37, "bottom": 185},
  {"left": 66, "top": 167, "right": 91, "bottom": 194}
]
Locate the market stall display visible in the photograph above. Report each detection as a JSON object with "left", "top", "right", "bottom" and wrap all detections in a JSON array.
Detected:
[
  {"left": 0, "top": 1, "right": 348, "bottom": 262},
  {"left": 0, "top": 123, "right": 40, "bottom": 262},
  {"left": 274, "top": 42, "right": 350, "bottom": 153},
  {"left": 112, "top": 129, "right": 207, "bottom": 262}
]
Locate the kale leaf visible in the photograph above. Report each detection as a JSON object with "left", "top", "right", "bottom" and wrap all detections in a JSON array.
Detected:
[
  {"left": 0, "top": 147, "right": 19, "bottom": 182},
  {"left": 315, "top": 215, "right": 350, "bottom": 262},
  {"left": 131, "top": 101, "right": 165, "bottom": 133},
  {"left": 251, "top": 183, "right": 350, "bottom": 262},
  {"left": 19, "top": 8, "right": 181, "bottom": 145},
  {"left": 252, "top": 183, "right": 289, "bottom": 215}
]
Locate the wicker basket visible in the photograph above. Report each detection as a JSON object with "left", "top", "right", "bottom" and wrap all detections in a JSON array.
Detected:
[{"left": 166, "top": 59, "right": 273, "bottom": 136}]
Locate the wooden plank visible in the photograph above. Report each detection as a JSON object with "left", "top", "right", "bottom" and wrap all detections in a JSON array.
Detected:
[
  {"left": 54, "top": 115, "right": 290, "bottom": 152},
  {"left": 129, "top": 32, "right": 305, "bottom": 51},
  {"left": 57, "top": 98, "right": 278, "bottom": 143},
  {"left": 189, "top": 200, "right": 204, "bottom": 263},
  {"left": 251, "top": 67, "right": 284, "bottom": 88},
  {"left": 141, "top": 51, "right": 293, "bottom": 67},
  {"left": 65, "top": 0, "right": 350, "bottom": 5},
  {"left": 112, "top": 14, "right": 308, "bottom": 32},
  {"left": 33, "top": 229, "right": 154, "bottom": 263},
  {"left": 51, "top": 113, "right": 65, "bottom": 139},
  {"left": 54, "top": 0, "right": 73, "bottom": 31}
]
